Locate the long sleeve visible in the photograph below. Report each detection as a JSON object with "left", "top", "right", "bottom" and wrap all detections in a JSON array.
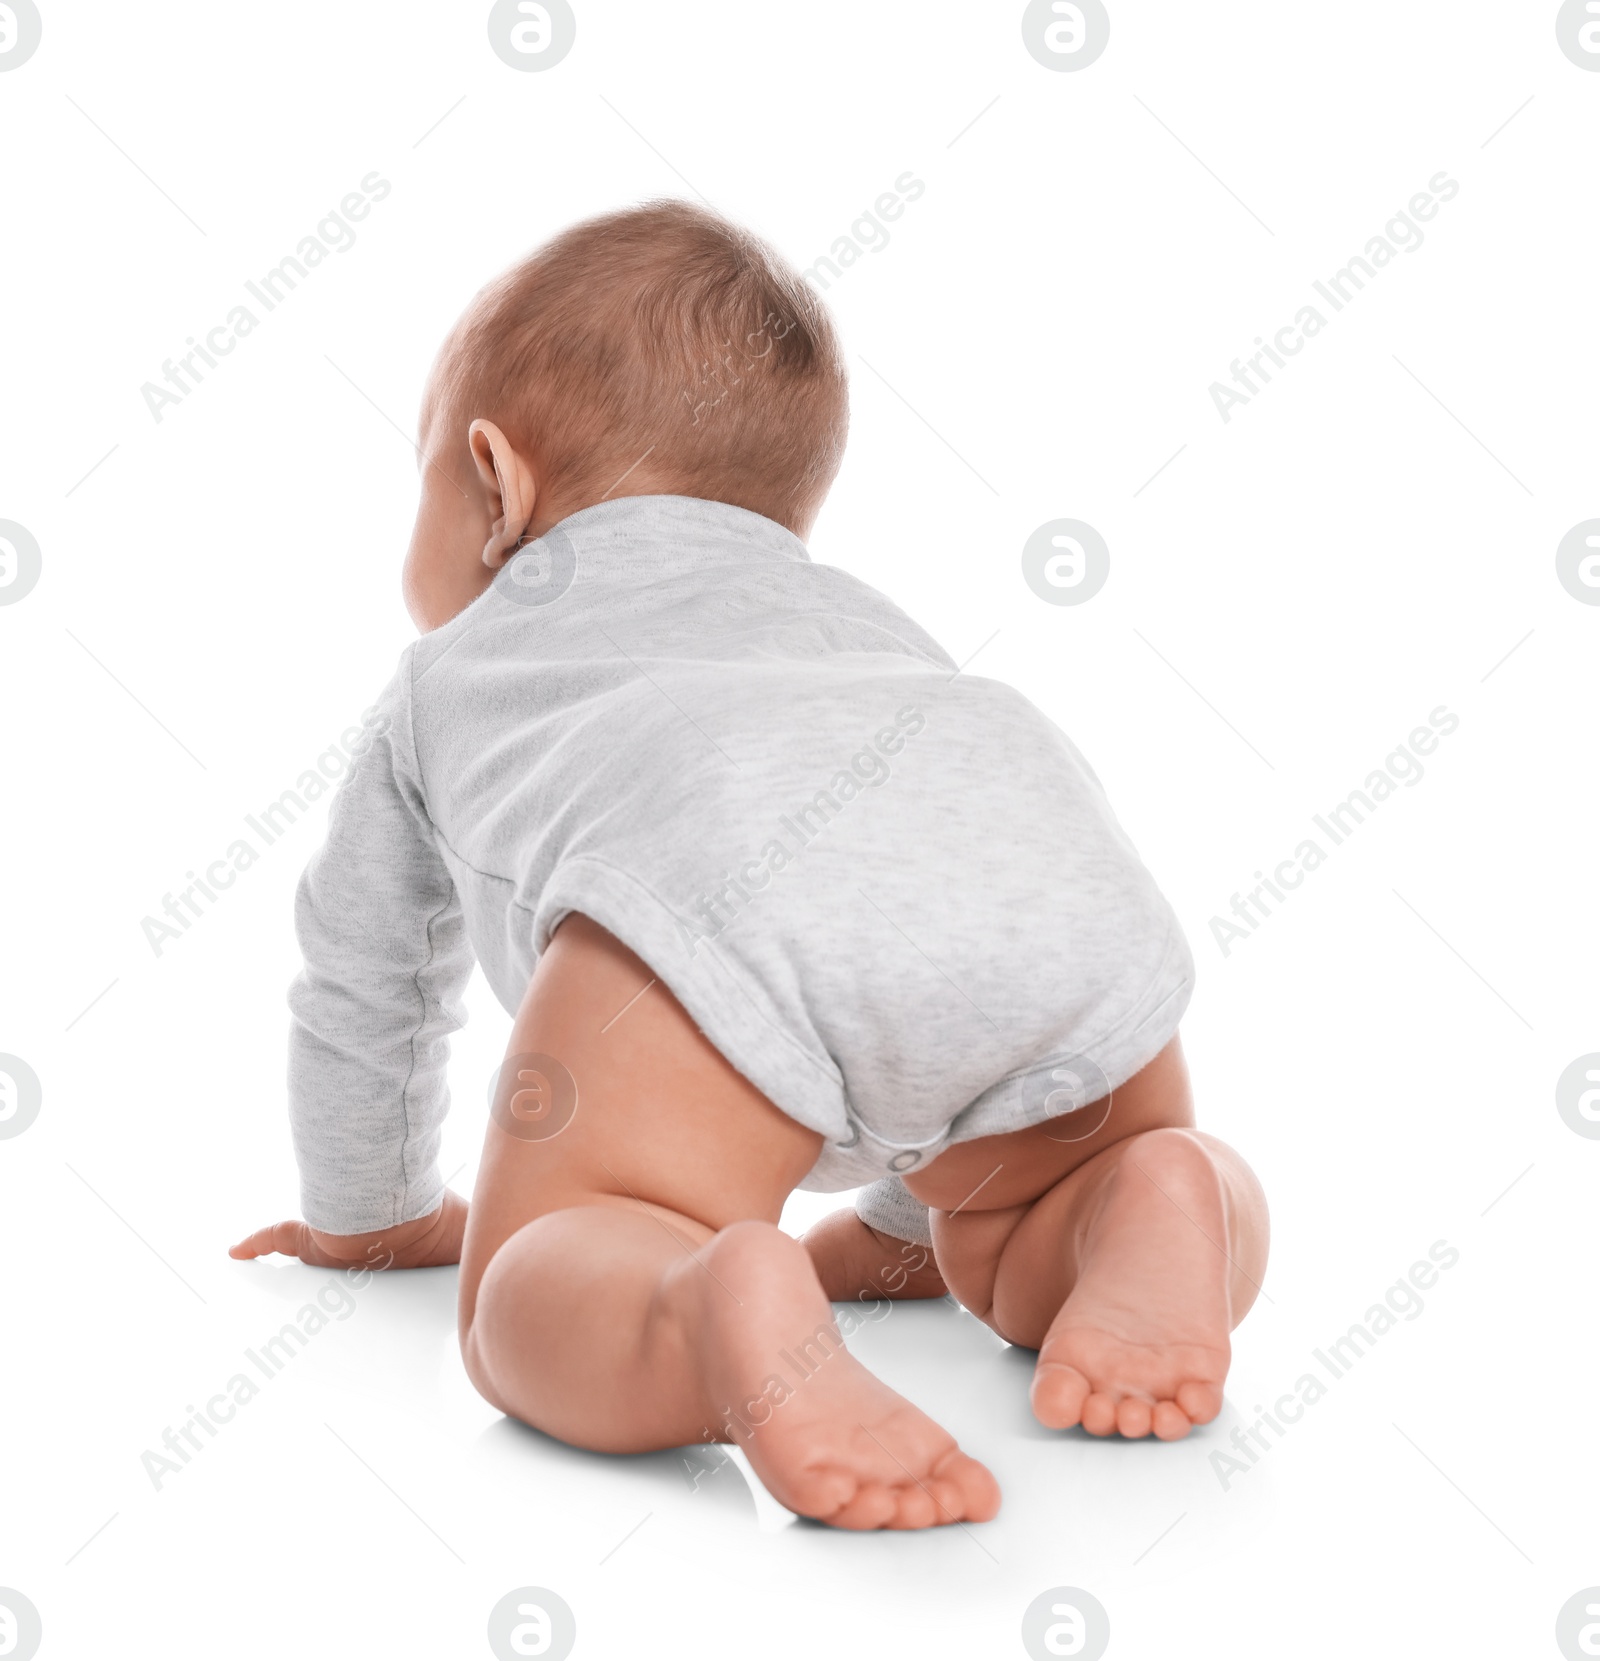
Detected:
[{"left": 286, "top": 656, "right": 475, "bottom": 1234}]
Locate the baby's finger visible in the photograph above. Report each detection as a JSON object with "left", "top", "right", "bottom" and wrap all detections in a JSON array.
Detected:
[{"left": 228, "top": 1220, "right": 315, "bottom": 1261}]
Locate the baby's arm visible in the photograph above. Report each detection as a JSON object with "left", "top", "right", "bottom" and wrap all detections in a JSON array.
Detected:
[
  {"left": 231, "top": 1190, "right": 467, "bottom": 1269},
  {"left": 230, "top": 661, "right": 476, "bottom": 1266}
]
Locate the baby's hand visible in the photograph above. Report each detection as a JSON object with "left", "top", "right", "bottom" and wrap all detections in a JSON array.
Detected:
[{"left": 229, "top": 1190, "right": 467, "bottom": 1270}]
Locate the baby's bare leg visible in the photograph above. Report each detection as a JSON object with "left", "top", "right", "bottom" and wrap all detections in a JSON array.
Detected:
[
  {"left": 800, "top": 1209, "right": 949, "bottom": 1302},
  {"left": 998, "top": 1126, "right": 1266, "bottom": 1439},
  {"left": 459, "top": 916, "right": 999, "bottom": 1529},
  {"left": 913, "top": 1038, "right": 1269, "bottom": 1440}
]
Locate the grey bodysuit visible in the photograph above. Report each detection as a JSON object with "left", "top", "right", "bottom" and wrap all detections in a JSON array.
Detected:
[{"left": 287, "top": 495, "right": 1192, "bottom": 1237}]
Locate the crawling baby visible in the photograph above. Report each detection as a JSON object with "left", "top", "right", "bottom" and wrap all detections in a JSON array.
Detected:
[{"left": 232, "top": 201, "right": 1268, "bottom": 1530}]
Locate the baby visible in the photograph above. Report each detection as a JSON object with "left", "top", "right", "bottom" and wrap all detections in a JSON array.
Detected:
[{"left": 231, "top": 201, "right": 1268, "bottom": 1531}]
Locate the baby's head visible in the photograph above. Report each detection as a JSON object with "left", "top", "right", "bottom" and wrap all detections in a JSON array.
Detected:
[{"left": 404, "top": 200, "right": 849, "bottom": 629}]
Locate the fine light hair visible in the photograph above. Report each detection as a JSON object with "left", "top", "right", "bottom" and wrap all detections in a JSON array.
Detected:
[{"left": 432, "top": 200, "right": 849, "bottom": 533}]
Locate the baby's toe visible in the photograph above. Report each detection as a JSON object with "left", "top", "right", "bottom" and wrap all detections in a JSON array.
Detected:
[
  {"left": 786, "top": 1465, "right": 858, "bottom": 1520},
  {"left": 1083, "top": 1388, "right": 1123, "bottom": 1441},
  {"left": 1081, "top": 1391, "right": 1119, "bottom": 1436},
  {"left": 1176, "top": 1380, "right": 1223, "bottom": 1425},
  {"left": 885, "top": 1483, "right": 937, "bottom": 1530},
  {"left": 826, "top": 1479, "right": 898, "bottom": 1531},
  {"left": 934, "top": 1450, "right": 1001, "bottom": 1522},
  {"left": 921, "top": 1472, "right": 967, "bottom": 1524},
  {"left": 1030, "top": 1361, "right": 1091, "bottom": 1430},
  {"left": 1115, "top": 1396, "right": 1153, "bottom": 1438},
  {"left": 1152, "top": 1400, "right": 1192, "bottom": 1441}
]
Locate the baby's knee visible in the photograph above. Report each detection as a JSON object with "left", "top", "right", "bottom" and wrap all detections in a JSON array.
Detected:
[
  {"left": 460, "top": 1310, "right": 512, "bottom": 1416},
  {"left": 458, "top": 1211, "right": 583, "bottom": 1416},
  {"left": 1105, "top": 1126, "right": 1230, "bottom": 1209},
  {"left": 1120, "top": 1124, "right": 1211, "bottom": 1165},
  {"left": 1116, "top": 1125, "right": 1252, "bottom": 1204},
  {"left": 688, "top": 1217, "right": 815, "bottom": 1303}
]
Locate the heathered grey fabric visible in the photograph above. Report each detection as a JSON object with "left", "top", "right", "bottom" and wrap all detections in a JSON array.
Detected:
[
  {"left": 288, "top": 496, "right": 1192, "bottom": 1235},
  {"left": 854, "top": 1177, "right": 937, "bottom": 1247}
]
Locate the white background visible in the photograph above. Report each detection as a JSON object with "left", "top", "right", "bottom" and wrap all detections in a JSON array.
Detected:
[{"left": 2, "top": 2, "right": 1597, "bottom": 1657}]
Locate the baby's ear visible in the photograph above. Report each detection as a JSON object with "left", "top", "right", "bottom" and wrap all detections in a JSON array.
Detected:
[{"left": 468, "top": 419, "right": 538, "bottom": 566}]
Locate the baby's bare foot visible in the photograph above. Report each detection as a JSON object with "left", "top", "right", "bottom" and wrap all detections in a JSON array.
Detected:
[
  {"left": 683, "top": 1221, "right": 998, "bottom": 1529},
  {"left": 1030, "top": 1128, "right": 1234, "bottom": 1441}
]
